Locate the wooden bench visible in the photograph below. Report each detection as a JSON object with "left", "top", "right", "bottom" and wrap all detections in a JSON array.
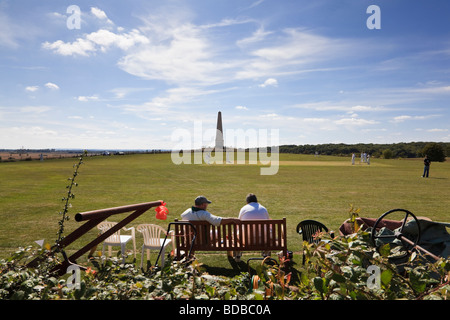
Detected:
[{"left": 173, "top": 218, "right": 288, "bottom": 260}]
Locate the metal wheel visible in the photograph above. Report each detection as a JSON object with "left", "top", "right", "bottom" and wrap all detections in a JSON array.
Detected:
[{"left": 371, "top": 209, "right": 421, "bottom": 260}]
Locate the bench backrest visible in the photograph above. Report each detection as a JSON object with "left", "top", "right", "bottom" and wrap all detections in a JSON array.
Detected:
[{"left": 173, "top": 218, "right": 287, "bottom": 258}]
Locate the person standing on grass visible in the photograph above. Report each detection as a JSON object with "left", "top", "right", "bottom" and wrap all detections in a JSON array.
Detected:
[
  {"left": 422, "top": 155, "right": 431, "bottom": 178},
  {"left": 181, "top": 195, "right": 239, "bottom": 226}
]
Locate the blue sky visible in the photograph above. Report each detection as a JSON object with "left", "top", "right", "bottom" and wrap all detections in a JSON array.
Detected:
[{"left": 1, "top": 0, "right": 449, "bottom": 149}]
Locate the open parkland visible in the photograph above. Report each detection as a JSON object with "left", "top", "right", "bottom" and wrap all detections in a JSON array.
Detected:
[{"left": 1, "top": 151, "right": 449, "bottom": 268}]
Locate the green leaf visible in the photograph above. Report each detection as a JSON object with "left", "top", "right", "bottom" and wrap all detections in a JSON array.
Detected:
[
  {"left": 252, "top": 292, "right": 264, "bottom": 300},
  {"left": 331, "top": 273, "right": 346, "bottom": 283},
  {"left": 409, "top": 271, "right": 427, "bottom": 294},
  {"left": 205, "top": 284, "right": 215, "bottom": 297},
  {"left": 74, "top": 281, "right": 86, "bottom": 300},
  {"left": 300, "top": 272, "right": 309, "bottom": 286},
  {"left": 380, "top": 269, "right": 393, "bottom": 286},
  {"left": 379, "top": 243, "right": 391, "bottom": 257},
  {"left": 11, "top": 290, "right": 25, "bottom": 300},
  {"left": 313, "top": 277, "right": 326, "bottom": 294}
]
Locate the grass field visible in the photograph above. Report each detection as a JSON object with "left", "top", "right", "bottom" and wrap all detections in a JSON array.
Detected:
[{"left": 1, "top": 152, "right": 449, "bottom": 275}]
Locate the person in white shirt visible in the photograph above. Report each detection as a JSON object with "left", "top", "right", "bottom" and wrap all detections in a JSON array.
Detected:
[
  {"left": 238, "top": 193, "right": 269, "bottom": 220},
  {"left": 181, "top": 195, "right": 239, "bottom": 226},
  {"left": 234, "top": 193, "right": 270, "bottom": 261}
]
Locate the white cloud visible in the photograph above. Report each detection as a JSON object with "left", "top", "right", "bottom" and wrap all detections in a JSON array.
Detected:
[
  {"left": 392, "top": 115, "right": 412, "bottom": 123},
  {"left": 77, "top": 95, "right": 99, "bottom": 102},
  {"left": 391, "top": 114, "right": 438, "bottom": 123},
  {"left": 90, "top": 7, "right": 113, "bottom": 24},
  {"left": 0, "top": 9, "right": 27, "bottom": 48},
  {"left": 42, "top": 38, "right": 96, "bottom": 57},
  {"left": 109, "top": 87, "right": 154, "bottom": 99},
  {"left": 36, "top": 5, "right": 450, "bottom": 149},
  {"left": 351, "top": 105, "right": 376, "bottom": 112},
  {"left": 427, "top": 128, "right": 448, "bottom": 132},
  {"left": 243, "top": 0, "right": 265, "bottom": 11},
  {"left": 236, "top": 28, "right": 351, "bottom": 80},
  {"left": 42, "top": 28, "right": 149, "bottom": 57},
  {"left": 414, "top": 86, "right": 450, "bottom": 94},
  {"left": 302, "top": 117, "right": 329, "bottom": 123},
  {"left": 20, "top": 106, "right": 51, "bottom": 114},
  {"left": 42, "top": 9, "right": 356, "bottom": 92},
  {"left": 118, "top": 18, "right": 356, "bottom": 87},
  {"left": 294, "top": 102, "right": 385, "bottom": 113},
  {"left": 252, "top": 28, "right": 329, "bottom": 61},
  {"left": 335, "top": 117, "right": 378, "bottom": 126},
  {"left": 25, "top": 83, "right": 59, "bottom": 92},
  {"left": 259, "top": 78, "right": 278, "bottom": 87},
  {"left": 118, "top": 23, "right": 227, "bottom": 85},
  {"left": 261, "top": 113, "right": 278, "bottom": 118},
  {"left": 0, "top": 126, "right": 58, "bottom": 139},
  {"left": 49, "top": 12, "right": 66, "bottom": 20},
  {"left": 86, "top": 29, "right": 148, "bottom": 51},
  {"left": 236, "top": 26, "right": 272, "bottom": 47},
  {"left": 118, "top": 87, "right": 209, "bottom": 121},
  {"left": 45, "top": 82, "right": 59, "bottom": 90},
  {"left": 25, "top": 86, "right": 39, "bottom": 92}
]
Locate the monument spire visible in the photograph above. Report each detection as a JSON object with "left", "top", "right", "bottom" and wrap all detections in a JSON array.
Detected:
[{"left": 215, "top": 111, "right": 224, "bottom": 150}]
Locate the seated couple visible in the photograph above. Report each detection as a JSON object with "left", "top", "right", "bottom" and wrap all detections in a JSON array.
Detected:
[
  {"left": 180, "top": 193, "right": 270, "bottom": 225},
  {"left": 180, "top": 193, "right": 270, "bottom": 261}
]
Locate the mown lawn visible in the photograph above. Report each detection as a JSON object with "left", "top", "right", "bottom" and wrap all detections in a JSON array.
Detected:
[{"left": 1, "top": 152, "right": 449, "bottom": 274}]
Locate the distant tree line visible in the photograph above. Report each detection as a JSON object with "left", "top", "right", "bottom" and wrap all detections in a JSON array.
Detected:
[{"left": 279, "top": 142, "right": 449, "bottom": 161}]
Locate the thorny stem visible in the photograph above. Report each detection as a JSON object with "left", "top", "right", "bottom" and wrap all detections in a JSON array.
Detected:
[{"left": 55, "top": 152, "right": 86, "bottom": 248}]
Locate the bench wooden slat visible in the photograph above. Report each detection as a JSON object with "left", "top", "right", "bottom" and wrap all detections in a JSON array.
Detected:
[{"left": 174, "top": 218, "right": 287, "bottom": 259}]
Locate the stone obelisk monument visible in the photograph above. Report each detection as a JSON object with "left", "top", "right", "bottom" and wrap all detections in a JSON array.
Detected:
[{"left": 215, "top": 111, "right": 224, "bottom": 151}]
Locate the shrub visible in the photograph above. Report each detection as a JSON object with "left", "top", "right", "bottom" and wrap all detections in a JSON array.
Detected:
[
  {"left": 0, "top": 249, "right": 253, "bottom": 300},
  {"left": 296, "top": 230, "right": 450, "bottom": 300},
  {"left": 422, "top": 143, "right": 446, "bottom": 162},
  {"left": 2, "top": 230, "right": 449, "bottom": 300},
  {"left": 383, "top": 149, "right": 393, "bottom": 159}
]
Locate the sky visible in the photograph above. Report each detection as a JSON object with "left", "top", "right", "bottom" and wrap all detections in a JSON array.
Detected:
[{"left": 1, "top": 0, "right": 450, "bottom": 150}]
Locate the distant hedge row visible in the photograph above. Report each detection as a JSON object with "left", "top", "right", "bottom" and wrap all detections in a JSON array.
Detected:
[{"left": 278, "top": 142, "right": 449, "bottom": 161}]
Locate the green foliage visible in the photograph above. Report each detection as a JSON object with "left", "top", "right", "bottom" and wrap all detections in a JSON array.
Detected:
[
  {"left": 422, "top": 142, "right": 446, "bottom": 162},
  {"left": 247, "top": 256, "right": 294, "bottom": 300},
  {"left": 0, "top": 250, "right": 252, "bottom": 300},
  {"left": 382, "top": 149, "right": 394, "bottom": 159},
  {"left": 0, "top": 246, "right": 62, "bottom": 300},
  {"left": 2, "top": 231, "right": 448, "bottom": 300},
  {"left": 348, "top": 204, "right": 361, "bottom": 232},
  {"left": 297, "top": 230, "right": 450, "bottom": 300},
  {"left": 279, "top": 142, "right": 449, "bottom": 159}
]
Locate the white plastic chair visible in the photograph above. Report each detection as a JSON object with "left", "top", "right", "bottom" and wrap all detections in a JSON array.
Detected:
[
  {"left": 136, "top": 224, "right": 174, "bottom": 268},
  {"left": 97, "top": 221, "right": 136, "bottom": 263}
]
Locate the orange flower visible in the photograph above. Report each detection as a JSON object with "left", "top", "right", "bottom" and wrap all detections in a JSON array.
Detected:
[{"left": 86, "top": 267, "right": 96, "bottom": 275}]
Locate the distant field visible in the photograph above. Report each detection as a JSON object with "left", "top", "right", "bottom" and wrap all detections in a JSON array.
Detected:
[
  {"left": 276, "top": 160, "right": 389, "bottom": 166},
  {"left": 0, "top": 151, "right": 82, "bottom": 161},
  {"left": 1, "top": 152, "right": 449, "bottom": 272}
]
